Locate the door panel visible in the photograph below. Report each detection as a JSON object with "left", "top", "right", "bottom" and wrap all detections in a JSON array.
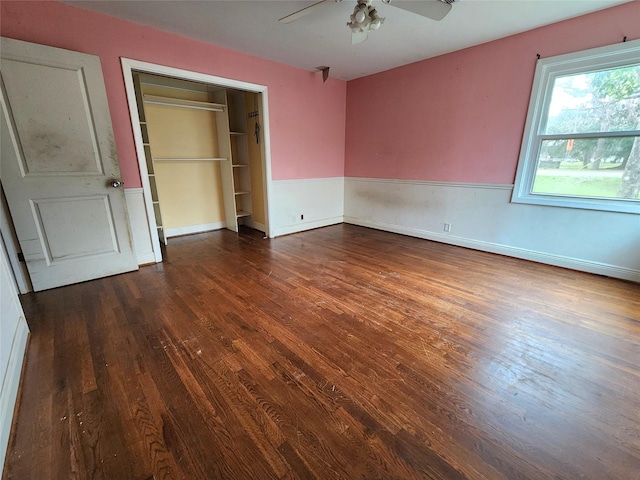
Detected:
[
  {"left": 1, "top": 59, "right": 103, "bottom": 175},
  {"left": 0, "top": 37, "right": 137, "bottom": 291},
  {"left": 31, "top": 195, "right": 120, "bottom": 261}
]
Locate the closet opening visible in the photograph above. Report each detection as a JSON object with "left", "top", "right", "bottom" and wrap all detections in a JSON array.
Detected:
[{"left": 122, "top": 59, "right": 273, "bottom": 263}]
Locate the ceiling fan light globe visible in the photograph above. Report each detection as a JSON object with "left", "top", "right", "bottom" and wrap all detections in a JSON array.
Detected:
[{"left": 355, "top": 9, "right": 367, "bottom": 23}]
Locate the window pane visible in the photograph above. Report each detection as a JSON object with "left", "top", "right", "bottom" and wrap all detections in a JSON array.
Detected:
[
  {"left": 532, "top": 137, "right": 640, "bottom": 200},
  {"left": 543, "top": 65, "right": 640, "bottom": 135}
]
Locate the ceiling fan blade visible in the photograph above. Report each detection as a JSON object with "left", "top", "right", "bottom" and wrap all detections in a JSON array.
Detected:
[
  {"left": 388, "top": 0, "right": 452, "bottom": 21},
  {"left": 352, "top": 30, "right": 368, "bottom": 45},
  {"left": 278, "top": 0, "right": 337, "bottom": 24}
]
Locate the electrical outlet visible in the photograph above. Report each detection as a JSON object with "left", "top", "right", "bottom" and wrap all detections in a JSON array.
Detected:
[{"left": 444, "top": 223, "right": 451, "bottom": 233}]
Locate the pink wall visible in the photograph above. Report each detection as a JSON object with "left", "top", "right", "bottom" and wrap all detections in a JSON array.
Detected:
[
  {"left": 345, "top": 2, "right": 640, "bottom": 184},
  {"left": 0, "top": 1, "right": 347, "bottom": 187},
  {"left": 3, "top": 2, "right": 637, "bottom": 187}
]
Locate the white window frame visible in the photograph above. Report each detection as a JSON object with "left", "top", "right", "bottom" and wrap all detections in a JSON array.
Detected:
[{"left": 512, "top": 39, "right": 640, "bottom": 215}]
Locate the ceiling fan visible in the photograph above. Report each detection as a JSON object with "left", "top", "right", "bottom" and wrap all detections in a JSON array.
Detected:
[{"left": 279, "top": 0, "right": 454, "bottom": 45}]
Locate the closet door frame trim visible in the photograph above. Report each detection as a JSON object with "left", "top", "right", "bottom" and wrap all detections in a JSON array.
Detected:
[{"left": 121, "top": 58, "right": 273, "bottom": 263}]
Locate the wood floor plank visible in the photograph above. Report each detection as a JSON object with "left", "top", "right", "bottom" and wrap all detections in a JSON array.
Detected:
[{"left": 4, "top": 224, "right": 639, "bottom": 480}]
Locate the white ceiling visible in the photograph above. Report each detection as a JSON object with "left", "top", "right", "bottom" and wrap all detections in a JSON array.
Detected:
[{"left": 64, "top": 0, "right": 631, "bottom": 80}]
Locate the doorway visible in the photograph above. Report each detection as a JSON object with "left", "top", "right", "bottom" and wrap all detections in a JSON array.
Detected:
[{"left": 121, "top": 59, "right": 273, "bottom": 263}]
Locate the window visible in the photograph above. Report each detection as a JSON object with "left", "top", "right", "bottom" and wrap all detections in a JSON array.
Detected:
[{"left": 512, "top": 39, "right": 640, "bottom": 214}]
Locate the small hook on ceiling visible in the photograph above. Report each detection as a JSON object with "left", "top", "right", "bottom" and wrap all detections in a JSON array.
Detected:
[{"left": 316, "top": 66, "right": 330, "bottom": 82}]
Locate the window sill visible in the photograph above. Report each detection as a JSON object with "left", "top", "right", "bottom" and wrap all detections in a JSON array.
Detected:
[{"left": 511, "top": 192, "right": 640, "bottom": 215}]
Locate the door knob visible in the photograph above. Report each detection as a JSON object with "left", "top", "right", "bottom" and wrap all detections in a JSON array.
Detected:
[{"left": 109, "top": 179, "right": 124, "bottom": 188}]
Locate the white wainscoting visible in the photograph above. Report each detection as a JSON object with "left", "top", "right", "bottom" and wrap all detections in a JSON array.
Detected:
[
  {"left": 124, "top": 188, "right": 156, "bottom": 265},
  {"left": 344, "top": 177, "right": 640, "bottom": 282},
  {"left": 0, "top": 317, "right": 28, "bottom": 471},
  {"left": 270, "top": 177, "right": 344, "bottom": 237},
  {"left": 0, "top": 240, "right": 29, "bottom": 470}
]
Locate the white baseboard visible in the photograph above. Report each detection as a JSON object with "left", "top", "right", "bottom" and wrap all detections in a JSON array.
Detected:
[
  {"left": 272, "top": 216, "right": 344, "bottom": 237},
  {"left": 345, "top": 216, "right": 640, "bottom": 283},
  {"left": 0, "top": 317, "right": 29, "bottom": 471},
  {"left": 252, "top": 221, "right": 266, "bottom": 233},
  {"left": 241, "top": 218, "right": 266, "bottom": 233},
  {"left": 165, "top": 221, "right": 226, "bottom": 238},
  {"left": 135, "top": 252, "right": 157, "bottom": 265},
  {"left": 344, "top": 177, "right": 640, "bottom": 283}
]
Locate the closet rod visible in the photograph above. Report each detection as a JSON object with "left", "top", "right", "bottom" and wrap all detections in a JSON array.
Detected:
[
  {"left": 143, "top": 94, "right": 226, "bottom": 112},
  {"left": 153, "top": 157, "right": 227, "bottom": 162}
]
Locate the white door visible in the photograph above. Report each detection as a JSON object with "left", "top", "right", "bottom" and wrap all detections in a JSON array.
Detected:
[{"left": 0, "top": 37, "right": 137, "bottom": 291}]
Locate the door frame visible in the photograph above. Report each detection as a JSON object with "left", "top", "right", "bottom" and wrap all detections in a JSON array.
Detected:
[
  {"left": 121, "top": 58, "right": 274, "bottom": 263},
  {"left": 0, "top": 186, "right": 31, "bottom": 294}
]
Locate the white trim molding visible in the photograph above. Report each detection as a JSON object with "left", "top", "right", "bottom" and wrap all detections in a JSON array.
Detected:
[
  {"left": 512, "top": 39, "right": 640, "bottom": 215},
  {"left": 0, "top": 191, "right": 31, "bottom": 294},
  {"left": 344, "top": 216, "right": 639, "bottom": 282},
  {"left": 273, "top": 216, "right": 344, "bottom": 237},
  {"left": 124, "top": 188, "right": 156, "bottom": 265},
  {"left": 346, "top": 176, "right": 514, "bottom": 190},
  {"left": 0, "top": 316, "right": 28, "bottom": 470},
  {"left": 165, "top": 221, "right": 226, "bottom": 238},
  {"left": 0, "top": 236, "right": 29, "bottom": 470},
  {"left": 345, "top": 177, "right": 640, "bottom": 282}
]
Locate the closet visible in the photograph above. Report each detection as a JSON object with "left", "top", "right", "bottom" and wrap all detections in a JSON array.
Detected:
[{"left": 132, "top": 73, "right": 266, "bottom": 244}]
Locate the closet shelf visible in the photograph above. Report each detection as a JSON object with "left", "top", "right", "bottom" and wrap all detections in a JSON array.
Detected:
[
  {"left": 230, "top": 131, "right": 246, "bottom": 136},
  {"left": 236, "top": 211, "right": 251, "bottom": 218},
  {"left": 232, "top": 163, "right": 249, "bottom": 168},
  {"left": 143, "top": 94, "right": 226, "bottom": 112},
  {"left": 153, "top": 157, "right": 227, "bottom": 162},
  {"left": 235, "top": 191, "right": 250, "bottom": 196}
]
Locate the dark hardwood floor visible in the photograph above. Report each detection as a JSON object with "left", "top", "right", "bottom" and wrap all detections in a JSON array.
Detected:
[{"left": 4, "top": 224, "right": 639, "bottom": 480}]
